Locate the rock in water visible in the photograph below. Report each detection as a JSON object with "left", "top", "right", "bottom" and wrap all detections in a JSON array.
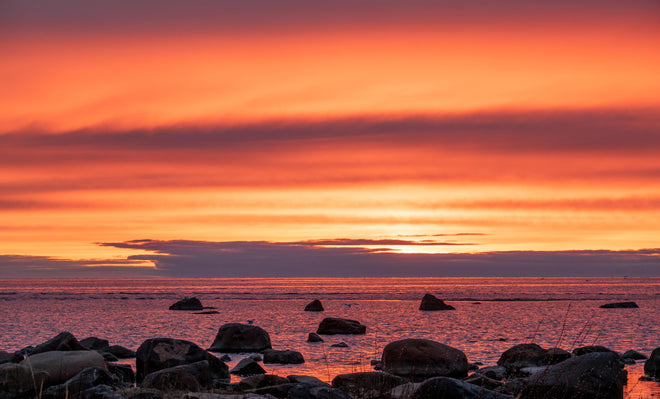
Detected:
[
  {"left": 412, "top": 377, "right": 513, "bottom": 399},
  {"left": 381, "top": 338, "right": 468, "bottom": 380},
  {"left": 316, "top": 318, "right": 366, "bottom": 335},
  {"left": 307, "top": 333, "right": 324, "bottom": 343},
  {"left": 263, "top": 349, "right": 305, "bottom": 364},
  {"left": 135, "top": 338, "right": 228, "bottom": 383},
  {"left": 599, "top": 301, "right": 639, "bottom": 308},
  {"left": 645, "top": 347, "right": 660, "bottom": 379},
  {"left": 207, "top": 323, "right": 272, "bottom": 353},
  {"left": 418, "top": 294, "right": 455, "bottom": 311},
  {"left": 31, "top": 331, "right": 87, "bottom": 355},
  {"left": 304, "top": 299, "right": 324, "bottom": 311},
  {"left": 230, "top": 358, "right": 266, "bottom": 376},
  {"left": 169, "top": 297, "right": 204, "bottom": 310},
  {"left": 520, "top": 352, "right": 625, "bottom": 399},
  {"left": 80, "top": 337, "right": 110, "bottom": 351}
]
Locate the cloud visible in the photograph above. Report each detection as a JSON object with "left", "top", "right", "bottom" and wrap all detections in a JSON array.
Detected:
[
  {"left": 288, "top": 238, "right": 476, "bottom": 246},
  {"left": 0, "top": 255, "right": 155, "bottom": 278},
  {"left": 91, "top": 239, "right": 660, "bottom": 278}
]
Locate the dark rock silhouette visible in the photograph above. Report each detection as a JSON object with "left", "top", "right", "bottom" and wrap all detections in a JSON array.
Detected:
[
  {"left": 497, "top": 343, "right": 546, "bottom": 374},
  {"left": 41, "top": 367, "right": 114, "bottom": 399},
  {"left": 307, "top": 333, "right": 324, "bottom": 343},
  {"left": 331, "top": 342, "right": 349, "bottom": 348},
  {"left": 419, "top": 294, "right": 455, "bottom": 311},
  {"left": 135, "top": 338, "right": 228, "bottom": 383},
  {"left": 104, "top": 345, "right": 136, "bottom": 359},
  {"left": 332, "top": 371, "right": 405, "bottom": 398},
  {"left": 208, "top": 323, "right": 272, "bottom": 353},
  {"left": 31, "top": 332, "right": 87, "bottom": 355},
  {"left": 316, "top": 318, "right": 366, "bottom": 335},
  {"left": 230, "top": 358, "right": 266, "bottom": 376},
  {"left": 645, "top": 347, "right": 660, "bottom": 378},
  {"left": 413, "top": 377, "right": 512, "bottom": 399},
  {"left": 600, "top": 301, "right": 639, "bottom": 308},
  {"left": 169, "top": 297, "right": 203, "bottom": 310},
  {"left": 304, "top": 299, "right": 324, "bottom": 311},
  {"left": 80, "top": 337, "right": 110, "bottom": 351},
  {"left": 381, "top": 338, "right": 468, "bottom": 380},
  {"left": 572, "top": 345, "right": 617, "bottom": 357},
  {"left": 263, "top": 349, "right": 304, "bottom": 364},
  {"left": 622, "top": 349, "right": 646, "bottom": 360}
]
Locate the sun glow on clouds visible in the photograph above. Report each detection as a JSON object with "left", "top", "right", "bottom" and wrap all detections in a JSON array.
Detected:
[{"left": 1, "top": 0, "right": 659, "bottom": 275}]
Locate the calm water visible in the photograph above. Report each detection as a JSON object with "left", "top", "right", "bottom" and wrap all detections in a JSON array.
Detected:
[{"left": 1, "top": 277, "right": 659, "bottom": 398}]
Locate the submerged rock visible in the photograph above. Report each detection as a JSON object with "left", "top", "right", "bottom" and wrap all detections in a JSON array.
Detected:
[
  {"left": 381, "top": 338, "right": 468, "bottom": 380},
  {"left": 599, "top": 301, "right": 639, "bottom": 309},
  {"left": 169, "top": 297, "right": 204, "bottom": 310},
  {"left": 304, "top": 299, "right": 324, "bottom": 312},
  {"left": 208, "top": 323, "right": 272, "bottom": 353},
  {"left": 316, "top": 318, "right": 366, "bottom": 335},
  {"left": 418, "top": 294, "right": 455, "bottom": 311}
]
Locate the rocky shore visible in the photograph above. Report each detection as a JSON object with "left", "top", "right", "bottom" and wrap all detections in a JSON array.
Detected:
[{"left": 1, "top": 297, "right": 658, "bottom": 399}]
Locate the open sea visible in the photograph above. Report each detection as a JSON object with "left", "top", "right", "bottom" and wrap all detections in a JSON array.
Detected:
[{"left": 1, "top": 277, "right": 659, "bottom": 398}]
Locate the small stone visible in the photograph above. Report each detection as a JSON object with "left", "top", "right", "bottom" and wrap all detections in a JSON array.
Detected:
[{"left": 307, "top": 333, "right": 324, "bottom": 343}]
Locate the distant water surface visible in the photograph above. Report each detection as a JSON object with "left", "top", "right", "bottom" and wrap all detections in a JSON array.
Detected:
[{"left": 1, "top": 277, "right": 658, "bottom": 398}]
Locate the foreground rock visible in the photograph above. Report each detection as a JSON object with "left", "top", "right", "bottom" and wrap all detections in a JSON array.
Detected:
[
  {"left": 142, "top": 360, "right": 222, "bottom": 391},
  {"left": 412, "top": 377, "right": 513, "bottom": 399},
  {"left": 497, "top": 343, "right": 548, "bottom": 374},
  {"left": 208, "top": 323, "right": 272, "bottom": 353},
  {"left": 80, "top": 337, "right": 110, "bottom": 351},
  {"left": 78, "top": 384, "right": 125, "bottom": 399},
  {"left": 42, "top": 367, "right": 115, "bottom": 399},
  {"left": 622, "top": 349, "right": 646, "bottom": 361},
  {"left": 31, "top": 331, "right": 87, "bottom": 355},
  {"left": 332, "top": 371, "right": 405, "bottom": 399},
  {"left": 381, "top": 339, "right": 468, "bottom": 380},
  {"left": 600, "top": 301, "right": 639, "bottom": 309},
  {"left": 136, "top": 338, "right": 228, "bottom": 383},
  {"left": 316, "top": 318, "right": 366, "bottom": 335},
  {"left": 288, "top": 383, "right": 352, "bottom": 399},
  {"left": 0, "top": 363, "right": 49, "bottom": 398},
  {"left": 418, "top": 294, "right": 455, "bottom": 311},
  {"left": 263, "top": 349, "right": 304, "bottom": 364},
  {"left": 239, "top": 374, "right": 290, "bottom": 390},
  {"left": 645, "top": 347, "right": 660, "bottom": 379},
  {"left": 572, "top": 345, "right": 617, "bottom": 357},
  {"left": 304, "top": 299, "right": 324, "bottom": 312},
  {"left": 520, "top": 352, "right": 625, "bottom": 399},
  {"left": 21, "top": 350, "right": 107, "bottom": 385},
  {"left": 104, "top": 345, "right": 136, "bottom": 359},
  {"left": 169, "top": 297, "right": 204, "bottom": 310},
  {"left": 0, "top": 351, "right": 22, "bottom": 364},
  {"left": 230, "top": 358, "right": 265, "bottom": 376}
]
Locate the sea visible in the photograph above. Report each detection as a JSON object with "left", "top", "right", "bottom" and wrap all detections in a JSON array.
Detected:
[{"left": 1, "top": 277, "right": 659, "bottom": 398}]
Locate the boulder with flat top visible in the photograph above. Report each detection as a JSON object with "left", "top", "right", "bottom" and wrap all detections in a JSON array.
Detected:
[
  {"left": 169, "top": 297, "right": 204, "bottom": 310},
  {"left": 316, "top": 318, "right": 366, "bottom": 335},
  {"left": 381, "top": 339, "right": 468, "bottom": 380},
  {"left": 208, "top": 323, "right": 272, "bottom": 353}
]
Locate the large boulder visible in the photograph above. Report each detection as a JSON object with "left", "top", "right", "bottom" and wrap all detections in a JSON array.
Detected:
[
  {"left": 645, "top": 347, "right": 660, "bottom": 379},
  {"left": 31, "top": 332, "right": 87, "bottom": 355},
  {"left": 208, "top": 323, "right": 272, "bottom": 353},
  {"left": 141, "top": 360, "right": 219, "bottom": 390},
  {"left": 599, "top": 301, "right": 638, "bottom": 309},
  {"left": 135, "top": 338, "right": 228, "bottom": 383},
  {"left": 42, "top": 367, "right": 115, "bottom": 399},
  {"left": 304, "top": 300, "right": 324, "bottom": 312},
  {"left": 418, "top": 294, "right": 455, "bottom": 311},
  {"left": 381, "top": 339, "right": 468, "bottom": 380},
  {"left": 263, "top": 350, "right": 304, "bottom": 364},
  {"left": 331, "top": 372, "right": 405, "bottom": 399},
  {"left": 316, "top": 318, "right": 366, "bottom": 335},
  {"left": 21, "top": 351, "right": 107, "bottom": 386},
  {"left": 412, "top": 377, "right": 513, "bottom": 399},
  {"left": 0, "top": 363, "right": 49, "bottom": 398},
  {"left": 520, "top": 352, "right": 626, "bottom": 399},
  {"left": 497, "top": 344, "right": 547, "bottom": 374},
  {"left": 169, "top": 297, "right": 204, "bottom": 311}
]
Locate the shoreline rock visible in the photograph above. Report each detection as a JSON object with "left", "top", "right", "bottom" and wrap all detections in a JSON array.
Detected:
[{"left": 169, "top": 297, "right": 204, "bottom": 311}]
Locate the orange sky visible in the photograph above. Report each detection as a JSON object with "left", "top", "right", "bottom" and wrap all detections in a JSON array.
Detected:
[{"left": 1, "top": 0, "right": 659, "bottom": 276}]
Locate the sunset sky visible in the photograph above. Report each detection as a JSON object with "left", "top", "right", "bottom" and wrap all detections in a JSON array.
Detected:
[{"left": 1, "top": 0, "right": 659, "bottom": 277}]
